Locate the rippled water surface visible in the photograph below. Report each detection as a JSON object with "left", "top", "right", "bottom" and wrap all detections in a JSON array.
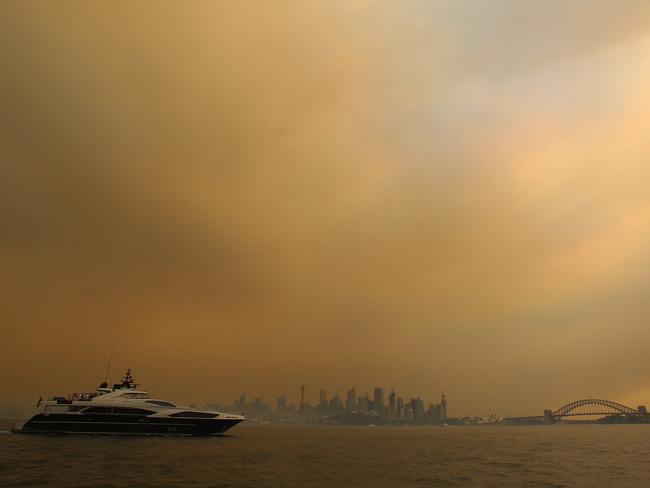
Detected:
[{"left": 1, "top": 422, "right": 650, "bottom": 487}]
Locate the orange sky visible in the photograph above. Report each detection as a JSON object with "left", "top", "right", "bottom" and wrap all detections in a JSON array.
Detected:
[{"left": 2, "top": 1, "right": 650, "bottom": 417}]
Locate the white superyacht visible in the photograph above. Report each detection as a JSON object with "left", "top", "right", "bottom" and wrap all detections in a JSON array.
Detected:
[{"left": 13, "top": 370, "right": 244, "bottom": 436}]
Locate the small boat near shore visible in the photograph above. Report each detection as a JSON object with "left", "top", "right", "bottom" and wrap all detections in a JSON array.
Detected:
[{"left": 12, "top": 369, "right": 244, "bottom": 436}]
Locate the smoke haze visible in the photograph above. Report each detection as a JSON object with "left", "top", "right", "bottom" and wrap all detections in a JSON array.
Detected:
[{"left": 2, "top": 1, "right": 650, "bottom": 416}]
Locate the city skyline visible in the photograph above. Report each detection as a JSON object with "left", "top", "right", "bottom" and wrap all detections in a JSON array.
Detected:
[{"left": 215, "top": 385, "right": 450, "bottom": 424}]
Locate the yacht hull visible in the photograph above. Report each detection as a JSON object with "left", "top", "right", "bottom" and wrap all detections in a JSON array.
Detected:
[{"left": 15, "top": 414, "right": 243, "bottom": 436}]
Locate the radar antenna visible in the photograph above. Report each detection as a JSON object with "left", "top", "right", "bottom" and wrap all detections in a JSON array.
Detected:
[{"left": 120, "top": 368, "right": 138, "bottom": 389}]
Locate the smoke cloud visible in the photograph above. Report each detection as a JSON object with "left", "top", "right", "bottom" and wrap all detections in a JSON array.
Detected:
[{"left": 2, "top": 1, "right": 650, "bottom": 415}]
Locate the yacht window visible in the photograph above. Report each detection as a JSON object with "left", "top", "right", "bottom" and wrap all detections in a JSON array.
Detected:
[
  {"left": 146, "top": 400, "right": 176, "bottom": 408},
  {"left": 112, "top": 407, "right": 155, "bottom": 415},
  {"left": 169, "top": 411, "right": 217, "bottom": 418},
  {"left": 120, "top": 392, "right": 148, "bottom": 399},
  {"left": 82, "top": 407, "right": 113, "bottom": 414}
]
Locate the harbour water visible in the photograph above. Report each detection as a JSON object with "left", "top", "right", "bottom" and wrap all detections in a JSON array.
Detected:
[{"left": 2, "top": 422, "right": 650, "bottom": 487}]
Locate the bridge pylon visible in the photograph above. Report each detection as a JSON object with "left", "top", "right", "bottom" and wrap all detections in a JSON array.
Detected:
[{"left": 543, "top": 409, "right": 555, "bottom": 424}]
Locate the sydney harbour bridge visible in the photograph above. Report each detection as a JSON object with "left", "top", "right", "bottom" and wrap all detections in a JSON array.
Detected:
[{"left": 504, "top": 399, "right": 649, "bottom": 424}]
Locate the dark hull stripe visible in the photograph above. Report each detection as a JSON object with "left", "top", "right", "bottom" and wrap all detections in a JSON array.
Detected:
[
  {"left": 31, "top": 421, "right": 192, "bottom": 426},
  {"left": 19, "top": 414, "right": 243, "bottom": 436}
]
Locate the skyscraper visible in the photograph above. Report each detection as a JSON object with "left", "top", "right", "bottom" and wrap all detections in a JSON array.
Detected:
[
  {"left": 427, "top": 403, "right": 436, "bottom": 422},
  {"left": 441, "top": 394, "right": 448, "bottom": 422},
  {"left": 345, "top": 387, "right": 356, "bottom": 411},
  {"left": 434, "top": 404, "right": 442, "bottom": 424},
  {"left": 374, "top": 387, "right": 384, "bottom": 415},
  {"left": 358, "top": 395, "right": 369, "bottom": 413},
  {"left": 276, "top": 394, "right": 287, "bottom": 412},
  {"left": 329, "top": 394, "right": 342, "bottom": 412},
  {"left": 404, "top": 403, "right": 414, "bottom": 421},
  {"left": 388, "top": 390, "right": 397, "bottom": 418},
  {"left": 319, "top": 390, "right": 328, "bottom": 409},
  {"left": 238, "top": 394, "right": 246, "bottom": 413},
  {"left": 410, "top": 397, "right": 425, "bottom": 422}
]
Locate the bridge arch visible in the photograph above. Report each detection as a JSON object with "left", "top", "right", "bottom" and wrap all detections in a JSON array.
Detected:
[{"left": 552, "top": 399, "right": 637, "bottom": 419}]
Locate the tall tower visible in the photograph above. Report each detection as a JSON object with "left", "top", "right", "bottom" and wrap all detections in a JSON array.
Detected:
[
  {"left": 238, "top": 394, "right": 246, "bottom": 414},
  {"left": 374, "top": 386, "right": 384, "bottom": 415},
  {"left": 346, "top": 387, "right": 356, "bottom": 411},
  {"left": 441, "top": 394, "right": 448, "bottom": 422},
  {"left": 276, "top": 394, "right": 287, "bottom": 413},
  {"left": 319, "top": 390, "right": 328, "bottom": 408},
  {"left": 300, "top": 384, "right": 305, "bottom": 413},
  {"left": 388, "top": 389, "right": 397, "bottom": 418},
  {"left": 388, "top": 389, "right": 396, "bottom": 409}
]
